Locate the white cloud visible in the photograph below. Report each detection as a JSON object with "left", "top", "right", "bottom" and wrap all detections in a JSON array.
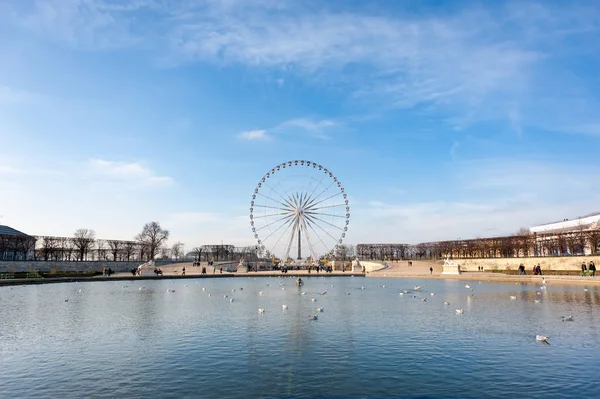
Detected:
[
  {"left": 88, "top": 158, "right": 174, "bottom": 186},
  {"left": 238, "top": 129, "right": 269, "bottom": 140},
  {"left": 5, "top": 1, "right": 600, "bottom": 133}
]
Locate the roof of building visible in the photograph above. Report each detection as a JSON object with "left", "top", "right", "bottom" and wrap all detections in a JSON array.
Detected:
[{"left": 0, "top": 225, "right": 31, "bottom": 237}]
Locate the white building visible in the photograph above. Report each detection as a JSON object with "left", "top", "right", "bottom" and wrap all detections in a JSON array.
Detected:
[{"left": 529, "top": 213, "right": 600, "bottom": 256}]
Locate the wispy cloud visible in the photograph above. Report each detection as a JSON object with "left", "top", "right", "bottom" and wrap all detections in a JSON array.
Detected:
[
  {"left": 5, "top": 1, "right": 600, "bottom": 133},
  {"left": 238, "top": 129, "right": 269, "bottom": 140},
  {"left": 88, "top": 158, "right": 174, "bottom": 186},
  {"left": 238, "top": 118, "right": 338, "bottom": 141}
]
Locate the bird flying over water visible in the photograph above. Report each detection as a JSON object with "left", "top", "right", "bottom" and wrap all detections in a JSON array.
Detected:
[{"left": 536, "top": 335, "right": 550, "bottom": 344}]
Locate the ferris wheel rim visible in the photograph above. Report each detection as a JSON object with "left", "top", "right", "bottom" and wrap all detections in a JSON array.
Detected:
[{"left": 249, "top": 160, "right": 350, "bottom": 261}]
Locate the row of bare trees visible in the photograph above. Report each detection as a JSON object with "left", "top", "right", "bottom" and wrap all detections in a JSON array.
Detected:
[
  {"left": 357, "top": 229, "right": 600, "bottom": 260},
  {"left": 189, "top": 245, "right": 260, "bottom": 263},
  {"left": 0, "top": 221, "right": 172, "bottom": 262}
]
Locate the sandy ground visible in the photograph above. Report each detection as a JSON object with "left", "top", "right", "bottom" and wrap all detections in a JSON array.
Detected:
[{"left": 106, "top": 260, "right": 600, "bottom": 285}]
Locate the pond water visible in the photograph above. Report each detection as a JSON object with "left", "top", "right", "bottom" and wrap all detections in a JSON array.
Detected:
[{"left": 1, "top": 277, "right": 599, "bottom": 398}]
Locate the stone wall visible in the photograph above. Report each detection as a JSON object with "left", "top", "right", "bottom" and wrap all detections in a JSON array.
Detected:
[
  {"left": 455, "top": 256, "right": 600, "bottom": 272},
  {"left": 0, "top": 260, "right": 177, "bottom": 273}
]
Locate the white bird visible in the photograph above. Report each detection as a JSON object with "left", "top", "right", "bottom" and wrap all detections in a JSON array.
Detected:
[
  {"left": 309, "top": 315, "right": 318, "bottom": 320},
  {"left": 534, "top": 299, "right": 541, "bottom": 303},
  {"left": 403, "top": 290, "right": 409, "bottom": 294},
  {"left": 399, "top": 292, "right": 404, "bottom": 296},
  {"left": 316, "top": 307, "right": 324, "bottom": 312},
  {"left": 382, "top": 285, "right": 386, "bottom": 288},
  {"left": 414, "top": 286, "right": 421, "bottom": 291},
  {"left": 301, "top": 292, "right": 306, "bottom": 295},
  {"left": 510, "top": 295, "right": 517, "bottom": 300},
  {"left": 561, "top": 316, "right": 574, "bottom": 322},
  {"left": 282, "top": 305, "right": 288, "bottom": 310},
  {"left": 230, "top": 298, "right": 234, "bottom": 303},
  {"left": 208, "top": 294, "right": 211, "bottom": 297},
  {"left": 258, "top": 308, "right": 265, "bottom": 313},
  {"left": 443, "top": 301, "right": 450, "bottom": 306},
  {"left": 224, "top": 295, "right": 228, "bottom": 298},
  {"left": 320, "top": 291, "right": 327, "bottom": 295},
  {"left": 536, "top": 335, "right": 550, "bottom": 344},
  {"left": 311, "top": 298, "right": 317, "bottom": 302},
  {"left": 258, "top": 291, "right": 263, "bottom": 295},
  {"left": 584, "top": 288, "right": 589, "bottom": 292},
  {"left": 167, "top": 289, "right": 175, "bottom": 293},
  {"left": 346, "top": 292, "right": 351, "bottom": 295},
  {"left": 282, "top": 288, "right": 285, "bottom": 291},
  {"left": 202, "top": 287, "right": 206, "bottom": 291},
  {"left": 78, "top": 289, "right": 82, "bottom": 293},
  {"left": 420, "top": 298, "right": 427, "bottom": 302},
  {"left": 430, "top": 292, "right": 435, "bottom": 296},
  {"left": 139, "top": 287, "right": 143, "bottom": 291},
  {"left": 465, "top": 284, "right": 471, "bottom": 289},
  {"left": 455, "top": 309, "right": 464, "bottom": 314},
  {"left": 537, "top": 291, "right": 542, "bottom": 296},
  {"left": 331, "top": 285, "right": 334, "bottom": 288},
  {"left": 361, "top": 286, "right": 365, "bottom": 290}
]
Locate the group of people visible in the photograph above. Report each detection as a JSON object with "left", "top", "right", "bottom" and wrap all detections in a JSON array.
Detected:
[
  {"left": 581, "top": 261, "right": 596, "bottom": 276},
  {"left": 517, "top": 263, "right": 543, "bottom": 275},
  {"left": 102, "top": 267, "right": 114, "bottom": 276}
]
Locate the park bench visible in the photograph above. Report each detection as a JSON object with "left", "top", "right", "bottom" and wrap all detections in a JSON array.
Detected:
[{"left": 0, "top": 273, "right": 15, "bottom": 279}]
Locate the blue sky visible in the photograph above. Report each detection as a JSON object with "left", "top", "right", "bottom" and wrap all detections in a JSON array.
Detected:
[{"left": 1, "top": 0, "right": 599, "bottom": 253}]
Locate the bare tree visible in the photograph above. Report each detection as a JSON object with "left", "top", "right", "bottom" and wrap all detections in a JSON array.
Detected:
[
  {"left": 135, "top": 221, "right": 169, "bottom": 261},
  {"left": 73, "top": 229, "right": 96, "bottom": 261},
  {"left": 587, "top": 230, "right": 600, "bottom": 255},
  {"left": 108, "top": 240, "right": 123, "bottom": 261},
  {"left": 123, "top": 241, "right": 137, "bottom": 261},
  {"left": 171, "top": 241, "right": 184, "bottom": 261}
]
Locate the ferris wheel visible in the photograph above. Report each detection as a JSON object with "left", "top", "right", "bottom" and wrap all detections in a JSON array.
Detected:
[{"left": 250, "top": 160, "right": 350, "bottom": 263}]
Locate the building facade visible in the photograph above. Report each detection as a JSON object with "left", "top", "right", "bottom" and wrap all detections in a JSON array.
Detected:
[{"left": 0, "top": 225, "right": 37, "bottom": 260}]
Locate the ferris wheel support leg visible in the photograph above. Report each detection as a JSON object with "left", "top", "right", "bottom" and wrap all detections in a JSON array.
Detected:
[{"left": 297, "top": 228, "right": 302, "bottom": 260}]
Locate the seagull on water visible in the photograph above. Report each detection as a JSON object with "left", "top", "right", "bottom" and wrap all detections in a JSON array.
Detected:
[
  {"left": 399, "top": 292, "right": 404, "bottom": 296},
  {"left": 443, "top": 301, "right": 450, "bottom": 306},
  {"left": 510, "top": 295, "right": 517, "bottom": 300},
  {"left": 282, "top": 305, "right": 288, "bottom": 310},
  {"left": 230, "top": 298, "right": 234, "bottom": 303},
  {"left": 301, "top": 292, "right": 306, "bottom": 295},
  {"left": 455, "top": 309, "right": 464, "bottom": 314},
  {"left": 258, "top": 308, "right": 265, "bottom": 313},
  {"left": 311, "top": 298, "right": 317, "bottom": 302},
  {"left": 258, "top": 291, "right": 263, "bottom": 295},
  {"left": 420, "top": 298, "right": 427, "bottom": 302},
  {"left": 316, "top": 307, "right": 324, "bottom": 312},
  {"left": 536, "top": 335, "right": 550, "bottom": 344},
  {"left": 309, "top": 315, "right": 318, "bottom": 320},
  {"left": 414, "top": 286, "right": 421, "bottom": 291},
  {"left": 465, "top": 284, "right": 471, "bottom": 289},
  {"left": 561, "top": 316, "right": 574, "bottom": 322},
  {"left": 430, "top": 292, "right": 435, "bottom": 296},
  {"left": 534, "top": 299, "right": 541, "bottom": 303}
]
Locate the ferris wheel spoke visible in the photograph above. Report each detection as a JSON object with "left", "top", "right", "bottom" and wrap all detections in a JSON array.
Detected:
[
  {"left": 304, "top": 211, "right": 346, "bottom": 218},
  {"left": 255, "top": 214, "right": 295, "bottom": 232},
  {"left": 305, "top": 191, "right": 343, "bottom": 211},
  {"left": 309, "top": 203, "right": 346, "bottom": 211},
  {"left": 262, "top": 180, "right": 296, "bottom": 209},
  {"left": 305, "top": 213, "right": 344, "bottom": 231},
  {"left": 304, "top": 181, "right": 337, "bottom": 210},
  {"left": 304, "top": 214, "right": 338, "bottom": 246},
  {"left": 263, "top": 214, "right": 296, "bottom": 243},
  {"left": 252, "top": 212, "right": 292, "bottom": 219},
  {"left": 256, "top": 191, "right": 292, "bottom": 209},
  {"left": 305, "top": 172, "right": 329, "bottom": 204},
  {"left": 253, "top": 204, "right": 289, "bottom": 211}
]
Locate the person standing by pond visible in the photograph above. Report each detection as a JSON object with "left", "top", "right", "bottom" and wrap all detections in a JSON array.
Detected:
[
  {"left": 581, "top": 262, "right": 587, "bottom": 276},
  {"left": 519, "top": 264, "right": 525, "bottom": 275},
  {"left": 182, "top": 266, "right": 185, "bottom": 276},
  {"left": 589, "top": 261, "right": 596, "bottom": 277},
  {"left": 536, "top": 264, "right": 542, "bottom": 276}
]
